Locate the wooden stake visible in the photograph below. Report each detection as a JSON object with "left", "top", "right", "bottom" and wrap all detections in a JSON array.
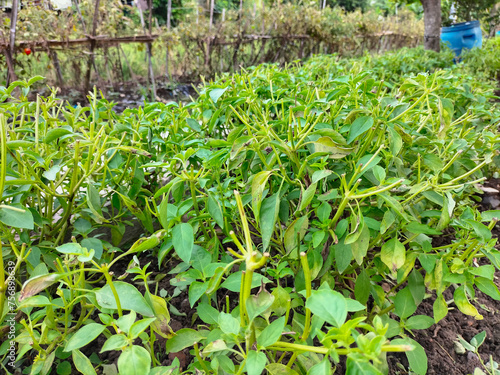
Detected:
[
  {"left": 49, "top": 49, "right": 64, "bottom": 87},
  {"left": 137, "top": 0, "right": 157, "bottom": 100},
  {"left": 119, "top": 45, "right": 136, "bottom": 81},
  {"left": 209, "top": 0, "right": 214, "bottom": 28},
  {"left": 261, "top": 1, "right": 265, "bottom": 35},
  {"left": 166, "top": 0, "right": 172, "bottom": 79},
  {"left": 7, "top": 0, "right": 19, "bottom": 84},
  {"left": 221, "top": 9, "right": 225, "bottom": 72},
  {"left": 84, "top": 0, "right": 101, "bottom": 93}
]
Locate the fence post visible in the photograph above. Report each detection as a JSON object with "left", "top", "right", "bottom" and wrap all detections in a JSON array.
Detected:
[
  {"left": 5, "top": 0, "right": 19, "bottom": 83},
  {"left": 221, "top": 8, "right": 225, "bottom": 72},
  {"left": 261, "top": 0, "right": 265, "bottom": 34},
  {"left": 49, "top": 49, "right": 64, "bottom": 88},
  {"left": 84, "top": 0, "right": 101, "bottom": 93},
  {"left": 166, "top": 0, "right": 172, "bottom": 79}
]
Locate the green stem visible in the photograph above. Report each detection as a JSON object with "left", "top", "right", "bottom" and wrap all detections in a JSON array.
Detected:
[
  {"left": 300, "top": 252, "right": 312, "bottom": 341},
  {"left": 0, "top": 115, "right": 7, "bottom": 201},
  {"left": 102, "top": 268, "right": 122, "bottom": 317},
  {"left": 193, "top": 343, "right": 212, "bottom": 373}
]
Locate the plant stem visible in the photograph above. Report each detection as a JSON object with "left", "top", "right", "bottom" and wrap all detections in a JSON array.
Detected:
[{"left": 300, "top": 252, "right": 312, "bottom": 341}]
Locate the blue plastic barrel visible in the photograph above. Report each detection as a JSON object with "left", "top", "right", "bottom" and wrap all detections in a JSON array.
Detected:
[{"left": 441, "top": 21, "right": 482, "bottom": 56}]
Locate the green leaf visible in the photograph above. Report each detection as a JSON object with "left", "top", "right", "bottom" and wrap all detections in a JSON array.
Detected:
[
  {"left": 197, "top": 303, "right": 220, "bottom": 324},
  {"left": 380, "top": 210, "right": 395, "bottom": 235},
  {"left": 392, "top": 338, "right": 427, "bottom": 375},
  {"left": 480, "top": 210, "right": 500, "bottom": 222},
  {"left": 101, "top": 334, "right": 128, "bottom": 352},
  {"left": 261, "top": 193, "right": 280, "bottom": 251},
  {"left": 284, "top": 216, "right": 309, "bottom": 255},
  {"left": 64, "top": 323, "right": 106, "bottom": 352},
  {"left": 130, "top": 318, "right": 157, "bottom": 339},
  {"left": 393, "top": 287, "right": 417, "bottom": 319},
  {"left": 148, "top": 294, "right": 172, "bottom": 339},
  {"left": 267, "top": 363, "right": 300, "bottom": 375},
  {"left": 257, "top": 316, "right": 285, "bottom": 348},
  {"left": 246, "top": 289, "right": 274, "bottom": 322},
  {"left": 246, "top": 351, "right": 267, "bottom": 375},
  {"left": 220, "top": 271, "right": 271, "bottom": 292},
  {"left": 351, "top": 224, "right": 370, "bottom": 265},
  {"left": 117, "top": 345, "right": 151, "bottom": 375},
  {"left": 40, "top": 351, "right": 56, "bottom": 375},
  {"left": 471, "top": 331, "right": 486, "bottom": 349},
  {"left": 346, "top": 298, "right": 366, "bottom": 312},
  {"left": 306, "top": 289, "right": 347, "bottom": 328},
  {"left": 345, "top": 359, "right": 383, "bottom": 375},
  {"left": 18, "top": 295, "right": 52, "bottom": 308},
  {"left": 454, "top": 285, "right": 483, "bottom": 320},
  {"left": 218, "top": 312, "right": 240, "bottom": 335},
  {"left": 307, "top": 358, "right": 332, "bottom": 375},
  {"left": 0, "top": 205, "right": 34, "bottom": 229},
  {"left": 387, "top": 126, "right": 402, "bottom": 155},
  {"left": 408, "top": 269, "right": 425, "bottom": 306},
  {"left": 81, "top": 238, "right": 103, "bottom": 260},
  {"left": 405, "top": 315, "right": 434, "bottom": 330},
  {"left": 311, "top": 170, "right": 333, "bottom": 184},
  {"left": 86, "top": 184, "right": 105, "bottom": 223},
  {"left": 404, "top": 221, "right": 441, "bottom": 235},
  {"left": 354, "top": 269, "right": 370, "bottom": 305},
  {"left": 207, "top": 193, "right": 224, "bottom": 229},
  {"left": 165, "top": 328, "right": 204, "bottom": 353},
  {"left": 186, "top": 118, "right": 201, "bottom": 132},
  {"left": 381, "top": 238, "right": 405, "bottom": 273},
  {"left": 313, "top": 136, "right": 352, "bottom": 159},
  {"left": 334, "top": 235, "right": 352, "bottom": 274},
  {"left": 95, "top": 281, "right": 154, "bottom": 317},
  {"left": 252, "top": 171, "right": 272, "bottom": 223},
  {"left": 347, "top": 116, "right": 374, "bottom": 144},
  {"left": 299, "top": 183, "right": 317, "bottom": 211},
  {"left": 433, "top": 293, "right": 448, "bottom": 323},
  {"left": 465, "top": 219, "right": 492, "bottom": 241},
  {"left": 44, "top": 128, "right": 73, "bottom": 144},
  {"left": 72, "top": 350, "right": 97, "bottom": 375},
  {"left": 475, "top": 277, "right": 500, "bottom": 301},
  {"left": 188, "top": 281, "right": 208, "bottom": 307},
  {"left": 56, "top": 243, "right": 84, "bottom": 255},
  {"left": 209, "top": 87, "right": 228, "bottom": 103},
  {"left": 424, "top": 153, "right": 443, "bottom": 173},
  {"left": 172, "top": 223, "right": 194, "bottom": 263},
  {"left": 203, "top": 340, "right": 228, "bottom": 355},
  {"left": 42, "top": 164, "right": 62, "bottom": 181}
]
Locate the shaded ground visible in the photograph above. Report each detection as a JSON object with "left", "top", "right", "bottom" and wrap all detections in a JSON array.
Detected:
[{"left": 33, "top": 80, "right": 197, "bottom": 113}]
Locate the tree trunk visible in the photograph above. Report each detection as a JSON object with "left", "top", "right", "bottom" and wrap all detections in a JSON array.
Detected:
[{"left": 421, "top": 0, "right": 441, "bottom": 52}]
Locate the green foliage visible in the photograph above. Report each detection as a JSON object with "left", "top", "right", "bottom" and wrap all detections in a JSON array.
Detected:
[{"left": 1, "top": 40, "right": 500, "bottom": 374}]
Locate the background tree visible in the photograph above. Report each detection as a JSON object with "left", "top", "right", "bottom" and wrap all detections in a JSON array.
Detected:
[{"left": 420, "top": 0, "right": 441, "bottom": 52}]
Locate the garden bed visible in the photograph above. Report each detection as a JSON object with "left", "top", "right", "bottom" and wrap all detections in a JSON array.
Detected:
[{"left": 2, "top": 41, "right": 500, "bottom": 375}]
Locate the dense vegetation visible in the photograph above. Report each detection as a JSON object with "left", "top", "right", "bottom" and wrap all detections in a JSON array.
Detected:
[{"left": 1, "top": 39, "right": 500, "bottom": 374}]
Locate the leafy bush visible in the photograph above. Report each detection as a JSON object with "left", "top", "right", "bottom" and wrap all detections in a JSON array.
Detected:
[{"left": 1, "top": 42, "right": 500, "bottom": 374}]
